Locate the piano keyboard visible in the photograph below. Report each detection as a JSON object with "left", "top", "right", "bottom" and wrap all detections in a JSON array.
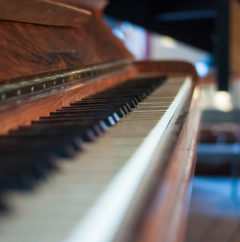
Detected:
[
  {"left": 0, "top": 76, "right": 165, "bottom": 194},
  {"left": 0, "top": 75, "right": 192, "bottom": 242}
]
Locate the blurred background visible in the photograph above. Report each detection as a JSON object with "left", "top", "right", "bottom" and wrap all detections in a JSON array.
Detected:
[{"left": 105, "top": 1, "right": 240, "bottom": 241}]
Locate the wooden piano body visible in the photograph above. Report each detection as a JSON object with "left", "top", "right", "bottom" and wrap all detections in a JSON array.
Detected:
[{"left": 0, "top": 1, "right": 201, "bottom": 242}]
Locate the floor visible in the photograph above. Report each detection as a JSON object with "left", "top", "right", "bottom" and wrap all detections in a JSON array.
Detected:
[
  {"left": 185, "top": 99, "right": 240, "bottom": 242},
  {"left": 185, "top": 176, "right": 240, "bottom": 242}
]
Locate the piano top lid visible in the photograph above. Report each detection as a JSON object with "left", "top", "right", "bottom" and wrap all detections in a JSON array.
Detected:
[
  {"left": 0, "top": 0, "right": 93, "bottom": 27},
  {"left": 50, "top": 0, "right": 108, "bottom": 10}
]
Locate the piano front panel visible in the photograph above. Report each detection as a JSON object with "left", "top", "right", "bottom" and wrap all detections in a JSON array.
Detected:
[{"left": 0, "top": 14, "right": 132, "bottom": 81}]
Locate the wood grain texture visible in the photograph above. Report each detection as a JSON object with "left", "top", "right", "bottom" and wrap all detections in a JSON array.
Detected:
[
  {"left": 0, "top": 0, "right": 91, "bottom": 27},
  {"left": 0, "top": 15, "right": 132, "bottom": 82},
  {"left": 135, "top": 87, "right": 201, "bottom": 242}
]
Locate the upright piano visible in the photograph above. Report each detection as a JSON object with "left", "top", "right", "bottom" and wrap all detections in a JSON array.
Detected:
[{"left": 0, "top": 1, "right": 201, "bottom": 242}]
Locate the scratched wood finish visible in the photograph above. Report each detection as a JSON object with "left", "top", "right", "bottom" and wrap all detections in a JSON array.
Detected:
[
  {"left": 134, "top": 88, "right": 201, "bottom": 242},
  {"left": 0, "top": 15, "right": 132, "bottom": 82}
]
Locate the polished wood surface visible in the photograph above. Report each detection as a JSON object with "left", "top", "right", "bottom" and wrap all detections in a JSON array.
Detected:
[
  {"left": 0, "top": 15, "right": 132, "bottom": 81},
  {"left": 0, "top": 0, "right": 91, "bottom": 27},
  {"left": 51, "top": 0, "right": 108, "bottom": 10}
]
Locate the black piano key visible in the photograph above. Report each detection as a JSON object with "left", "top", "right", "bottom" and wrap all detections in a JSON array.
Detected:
[
  {"left": 39, "top": 114, "right": 117, "bottom": 127},
  {"left": 32, "top": 120, "right": 108, "bottom": 133},
  {"left": 0, "top": 153, "right": 52, "bottom": 189},
  {"left": 61, "top": 106, "right": 128, "bottom": 117},
  {"left": 49, "top": 110, "right": 121, "bottom": 123},
  {"left": 0, "top": 136, "right": 83, "bottom": 156}
]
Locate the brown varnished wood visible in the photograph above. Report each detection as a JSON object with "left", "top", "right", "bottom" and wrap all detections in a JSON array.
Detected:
[
  {"left": 50, "top": 0, "right": 108, "bottom": 11},
  {"left": 0, "top": 0, "right": 91, "bottom": 27},
  {"left": 0, "top": 15, "right": 132, "bottom": 82},
  {"left": 134, "top": 87, "right": 201, "bottom": 242}
]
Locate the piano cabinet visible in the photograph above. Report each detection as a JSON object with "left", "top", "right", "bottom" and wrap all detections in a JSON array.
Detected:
[{"left": 0, "top": 1, "right": 201, "bottom": 242}]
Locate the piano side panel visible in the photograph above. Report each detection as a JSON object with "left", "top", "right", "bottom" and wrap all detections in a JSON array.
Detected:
[
  {"left": 135, "top": 87, "right": 201, "bottom": 242},
  {"left": 0, "top": 15, "right": 132, "bottom": 82}
]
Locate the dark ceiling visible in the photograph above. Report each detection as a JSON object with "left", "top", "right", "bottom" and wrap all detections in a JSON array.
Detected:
[
  {"left": 105, "top": 0, "right": 230, "bottom": 90},
  {"left": 105, "top": 0, "right": 224, "bottom": 52}
]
